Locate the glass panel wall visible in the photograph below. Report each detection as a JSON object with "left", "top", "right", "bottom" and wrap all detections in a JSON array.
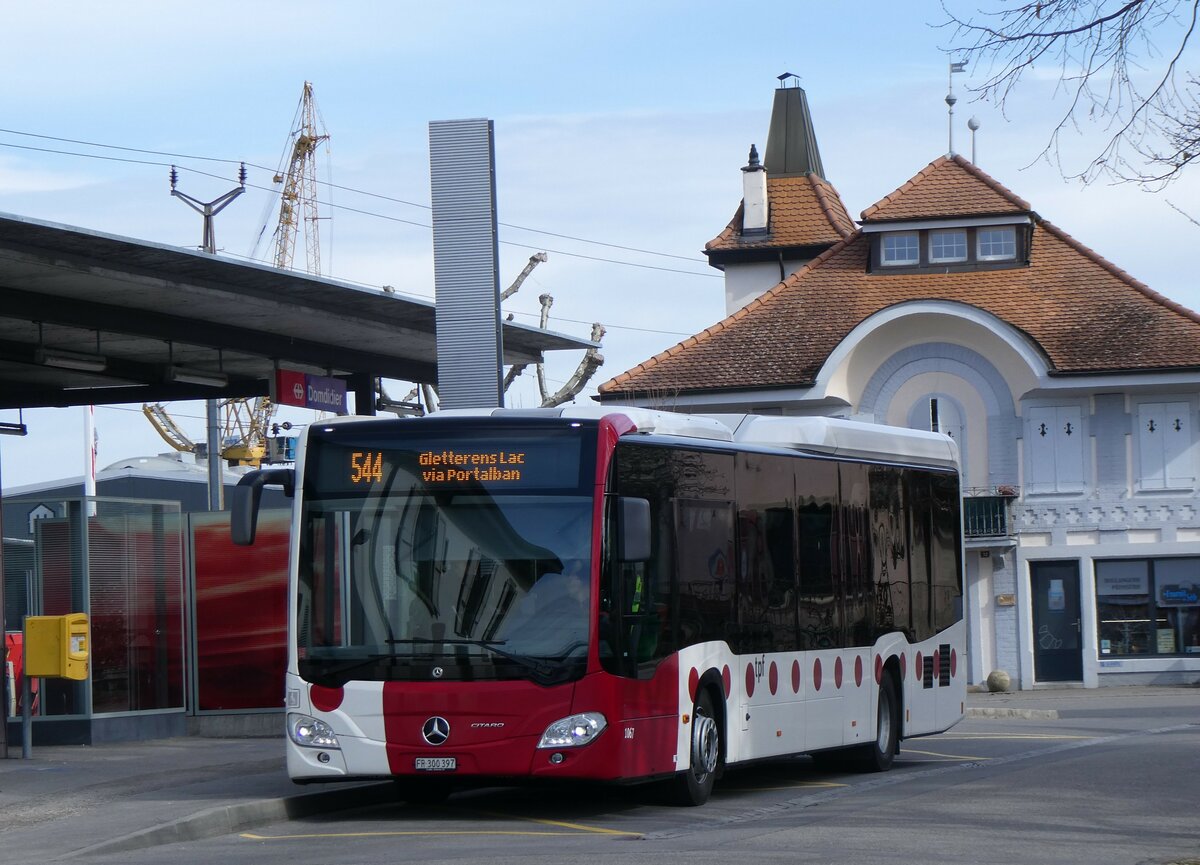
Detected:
[
  {"left": 191, "top": 510, "right": 289, "bottom": 711},
  {"left": 3, "top": 498, "right": 184, "bottom": 720}
]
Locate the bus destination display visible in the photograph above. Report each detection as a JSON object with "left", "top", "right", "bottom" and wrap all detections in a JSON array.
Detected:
[
  {"left": 417, "top": 449, "right": 525, "bottom": 483},
  {"left": 348, "top": 449, "right": 527, "bottom": 485},
  {"left": 324, "top": 431, "right": 591, "bottom": 492}
]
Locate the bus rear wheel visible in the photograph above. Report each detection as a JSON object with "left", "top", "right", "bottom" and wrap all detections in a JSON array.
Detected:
[{"left": 670, "top": 689, "right": 721, "bottom": 806}]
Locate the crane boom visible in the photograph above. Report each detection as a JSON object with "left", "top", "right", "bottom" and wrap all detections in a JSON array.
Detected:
[
  {"left": 143, "top": 403, "right": 195, "bottom": 453},
  {"left": 273, "top": 81, "right": 328, "bottom": 274}
]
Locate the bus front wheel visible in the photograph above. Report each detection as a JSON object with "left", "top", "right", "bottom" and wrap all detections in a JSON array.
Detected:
[
  {"left": 858, "top": 671, "right": 899, "bottom": 772},
  {"left": 670, "top": 689, "right": 721, "bottom": 806}
]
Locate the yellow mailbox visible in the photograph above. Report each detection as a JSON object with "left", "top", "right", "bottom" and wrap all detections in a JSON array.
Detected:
[{"left": 24, "top": 613, "right": 89, "bottom": 681}]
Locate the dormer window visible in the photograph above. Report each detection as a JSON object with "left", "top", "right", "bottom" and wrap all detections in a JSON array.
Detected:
[
  {"left": 866, "top": 218, "right": 1030, "bottom": 274},
  {"left": 929, "top": 229, "right": 967, "bottom": 263},
  {"left": 977, "top": 226, "right": 1016, "bottom": 261},
  {"left": 882, "top": 232, "right": 920, "bottom": 266}
]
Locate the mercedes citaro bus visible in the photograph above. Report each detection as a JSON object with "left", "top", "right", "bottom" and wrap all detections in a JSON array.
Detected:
[{"left": 233, "top": 407, "right": 966, "bottom": 805}]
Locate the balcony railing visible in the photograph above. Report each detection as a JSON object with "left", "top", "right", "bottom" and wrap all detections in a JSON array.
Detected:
[{"left": 962, "top": 486, "right": 1018, "bottom": 539}]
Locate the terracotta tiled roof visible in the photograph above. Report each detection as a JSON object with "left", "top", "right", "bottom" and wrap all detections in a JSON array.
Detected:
[
  {"left": 860, "top": 154, "right": 1030, "bottom": 222},
  {"left": 705, "top": 173, "right": 854, "bottom": 254},
  {"left": 600, "top": 161, "right": 1200, "bottom": 398}
]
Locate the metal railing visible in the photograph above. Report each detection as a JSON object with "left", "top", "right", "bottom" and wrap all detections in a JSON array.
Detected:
[{"left": 962, "top": 486, "right": 1019, "bottom": 539}]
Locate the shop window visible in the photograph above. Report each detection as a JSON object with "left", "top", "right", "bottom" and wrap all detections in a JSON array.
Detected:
[
  {"left": 1096, "top": 558, "right": 1200, "bottom": 657},
  {"left": 1027, "top": 405, "right": 1084, "bottom": 494},
  {"left": 1136, "top": 402, "right": 1194, "bottom": 491}
]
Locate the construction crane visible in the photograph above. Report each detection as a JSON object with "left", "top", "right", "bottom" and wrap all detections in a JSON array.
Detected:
[
  {"left": 148, "top": 83, "right": 326, "bottom": 466},
  {"left": 143, "top": 397, "right": 275, "bottom": 468},
  {"left": 272, "top": 81, "right": 329, "bottom": 274}
]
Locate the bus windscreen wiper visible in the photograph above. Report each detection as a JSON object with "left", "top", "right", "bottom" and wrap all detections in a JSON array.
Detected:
[{"left": 386, "top": 637, "right": 565, "bottom": 683}]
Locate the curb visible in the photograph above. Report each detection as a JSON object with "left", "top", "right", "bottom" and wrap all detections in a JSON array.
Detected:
[
  {"left": 965, "top": 707, "right": 1059, "bottom": 720},
  {"left": 62, "top": 781, "right": 397, "bottom": 860}
]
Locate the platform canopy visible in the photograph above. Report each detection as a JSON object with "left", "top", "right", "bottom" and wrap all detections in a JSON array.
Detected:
[{"left": 0, "top": 212, "right": 594, "bottom": 410}]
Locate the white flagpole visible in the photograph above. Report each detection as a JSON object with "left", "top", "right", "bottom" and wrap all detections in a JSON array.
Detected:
[{"left": 84, "top": 405, "right": 97, "bottom": 516}]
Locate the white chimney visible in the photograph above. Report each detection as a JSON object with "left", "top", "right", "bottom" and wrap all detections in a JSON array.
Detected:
[{"left": 741, "top": 144, "right": 768, "bottom": 233}]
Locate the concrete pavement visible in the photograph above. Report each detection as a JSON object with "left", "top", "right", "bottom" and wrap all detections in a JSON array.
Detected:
[{"left": 0, "top": 685, "right": 1195, "bottom": 861}]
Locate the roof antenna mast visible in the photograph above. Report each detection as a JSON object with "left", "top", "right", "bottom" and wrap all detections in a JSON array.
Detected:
[{"left": 947, "top": 60, "right": 967, "bottom": 157}]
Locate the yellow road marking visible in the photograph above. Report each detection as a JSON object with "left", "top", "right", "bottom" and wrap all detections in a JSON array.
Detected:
[
  {"left": 475, "top": 810, "right": 642, "bottom": 837},
  {"left": 241, "top": 830, "right": 583, "bottom": 841},
  {"left": 902, "top": 747, "right": 991, "bottom": 761}
]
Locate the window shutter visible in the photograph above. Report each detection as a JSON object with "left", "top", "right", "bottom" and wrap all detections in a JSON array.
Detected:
[
  {"left": 1028, "top": 405, "right": 1084, "bottom": 493},
  {"left": 1054, "top": 406, "right": 1084, "bottom": 493},
  {"left": 1137, "top": 403, "right": 1166, "bottom": 490},
  {"left": 1028, "top": 407, "right": 1057, "bottom": 494},
  {"left": 1164, "top": 403, "right": 1194, "bottom": 489}
]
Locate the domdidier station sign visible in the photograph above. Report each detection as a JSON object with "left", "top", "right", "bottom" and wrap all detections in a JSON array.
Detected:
[{"left": 274, "top": 369, "right": 348, "bottom": 415}]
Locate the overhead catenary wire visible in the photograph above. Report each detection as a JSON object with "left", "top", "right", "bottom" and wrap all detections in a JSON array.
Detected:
[{"left": 0, "top": 127, "right": 713, "bottom": 270}]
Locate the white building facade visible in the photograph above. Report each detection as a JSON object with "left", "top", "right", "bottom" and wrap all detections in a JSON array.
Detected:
[{"left": 599, "top": 84, "right": 1200, "bottom": 689}]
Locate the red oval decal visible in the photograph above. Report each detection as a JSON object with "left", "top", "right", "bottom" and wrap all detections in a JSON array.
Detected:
[
  {"left": 874, "top": 654, "right": 884, "bottom": 685},
  {"left": 834, "top": 656, "right": 844, "bottom": 689},
  {"left": 951, "top": 649, "right": 958, "bottom": 678},
  {"left": 855, "top": 655, "right": 864, "bottom": 688},
  {"left": 745, "top": 663, "right": 756, "bottom": 698},
  {"left": 813, "top": 657, "right": 823, "bottom": 692},
  {"left": 791, "top": 660, "right": 801, "bottom": 693},
  {"left": 769, "top": 661, "right": 778, "bottom": 695},
  {"left": 309, "top": 684, "right": 343, "bottom": 712},
  {"left": 688, "top": 667, "right": 700, "bottom": 701},
  {"left": 722, "top": 665, "right": 732, "bottom": 698}
]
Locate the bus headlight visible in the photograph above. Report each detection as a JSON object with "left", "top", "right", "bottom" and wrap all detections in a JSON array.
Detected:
[
  {"left": 537, "top": 712, "right": 607, "bottom": 748},
  {"left": 288, "top": 713, "right": 340, "bottom": 749}
]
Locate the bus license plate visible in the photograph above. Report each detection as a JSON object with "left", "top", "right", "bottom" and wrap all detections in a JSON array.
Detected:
[{"left": 414, "top": 757, "right": 456, "bottom": 772}]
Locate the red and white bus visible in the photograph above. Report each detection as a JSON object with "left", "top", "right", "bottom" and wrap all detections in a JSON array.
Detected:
[{"left": 233, "top": 407, "right": 965, "bottom": 805}]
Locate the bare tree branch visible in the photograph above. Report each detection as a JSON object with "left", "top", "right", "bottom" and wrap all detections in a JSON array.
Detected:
[{"left": 942, "top": 0, "right": 1200, "bottom": 186}]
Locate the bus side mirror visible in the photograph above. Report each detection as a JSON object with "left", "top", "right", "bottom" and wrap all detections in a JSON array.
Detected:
[
  {"left": 618, "top": 496, "right": 651, "bottom": 562},
  {"left": 231, "top": 467, "right": 295, "bottom": 546}
]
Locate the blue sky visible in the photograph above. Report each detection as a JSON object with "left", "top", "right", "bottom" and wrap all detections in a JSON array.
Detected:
[{"left": 2, "top": 1, "right": 1198, "bottom": 490}]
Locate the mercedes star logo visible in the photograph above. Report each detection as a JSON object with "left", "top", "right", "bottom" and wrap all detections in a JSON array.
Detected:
[
  {"left": 422, "top": 716, "right": 450, "bottom": 746},
  {"left": 432, "top": 666, "right": 444, "bottom": 679}
]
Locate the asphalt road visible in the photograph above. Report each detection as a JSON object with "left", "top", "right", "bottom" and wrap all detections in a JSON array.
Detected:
[{"left": 84, "top": 700, "right": 1200, "bottom": 865}]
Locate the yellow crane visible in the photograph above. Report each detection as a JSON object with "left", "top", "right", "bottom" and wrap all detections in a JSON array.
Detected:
[
  {"left": 273, "top": 81, "right": 329, "bottom": 274},
  {"left": 146, "top": 83, "right": 326, "bottom": 465},
  {"left": 143, "top": 397, "right": 275, "bottom": 468}
]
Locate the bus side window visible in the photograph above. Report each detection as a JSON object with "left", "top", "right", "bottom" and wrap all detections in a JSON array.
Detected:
[{"left": 796, "top": 459, "right": 839, "bottom": 651}]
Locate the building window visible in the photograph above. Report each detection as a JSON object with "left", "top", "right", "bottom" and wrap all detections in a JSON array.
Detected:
[
  {"left": 977, "top": 227, "right": 1016, "bottom": 261},
  {"left": 881, "top": 232, "right": 920, "bottom": 266},
  {"left": 929, "top": 230, "right": 967, "bottom": 263},
  {"left": 1136, "top": 402, "right": 1194, "bottom": 491},
  {"left": 1096, "top": 558, "right": 1200, "bottom": 656},
  {"left": 1026, "top": 405, "right": 1084, "bottom": 494}
]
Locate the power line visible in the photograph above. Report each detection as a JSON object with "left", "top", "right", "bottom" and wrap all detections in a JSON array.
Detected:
[
  {"left": 0, "top": 127, "right": 710, "bottom": 266},
  {"left": 0, "top": 139, "right": 717, "bottom": 279}
]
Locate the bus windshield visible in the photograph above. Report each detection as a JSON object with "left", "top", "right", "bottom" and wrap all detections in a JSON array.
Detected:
[{"left": 296, "top": 421, "right": 597, "bottom": 686}]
